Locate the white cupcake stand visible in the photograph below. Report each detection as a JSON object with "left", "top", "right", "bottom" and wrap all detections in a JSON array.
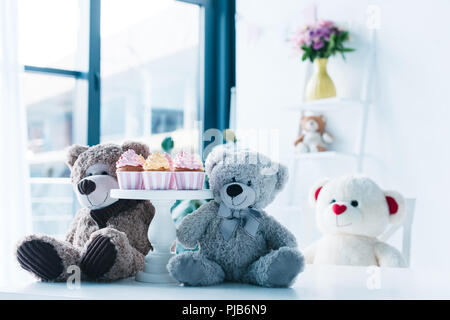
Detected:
[{"left": 110, "top": 189, "right": 213, "bottom": 283}]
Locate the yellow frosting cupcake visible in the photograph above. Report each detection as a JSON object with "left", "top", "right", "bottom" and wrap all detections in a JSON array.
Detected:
[{"left": 143, "top": 152, "right": 171, "bottom": 171}]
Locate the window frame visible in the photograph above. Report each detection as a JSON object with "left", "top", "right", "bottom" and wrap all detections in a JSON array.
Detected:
[
  {"left": 202, "top": 0, "right": 236, "bottom": 133},
  {"left": 179, "top": 0, "right": 236, "bottom": 136}
]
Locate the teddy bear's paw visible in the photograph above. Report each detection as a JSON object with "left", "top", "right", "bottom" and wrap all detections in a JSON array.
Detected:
[
  {"left": 168, "top": 253, "right": 225, "bottom": 286},
  {"left": 296, "top": 143, "right": 309, "bottom": 153},
  {"left": 168, "top": 253, "right": 204, "bottom": 285},
  {"left": 17, "top": 240, "right": 64, "bottom": 281},
  {"left": 264, "top": 247, "right": 304, "bottom": 287},
  {"left": 80, "top": 235, "right": 117, "bottom": 280}
]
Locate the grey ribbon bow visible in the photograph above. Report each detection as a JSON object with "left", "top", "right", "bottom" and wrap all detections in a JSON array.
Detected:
[{"left": 218, "top": 202, "right": 262, "bottom": 241}]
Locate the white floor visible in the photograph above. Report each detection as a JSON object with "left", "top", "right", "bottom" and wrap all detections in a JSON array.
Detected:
[{"left": 1, "top": 264, "right": 449, "bottom": 300}]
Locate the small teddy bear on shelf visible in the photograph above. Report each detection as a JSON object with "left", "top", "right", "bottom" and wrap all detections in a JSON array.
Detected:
[
  {"left": 16, "top": 142, "right": 155, "bottom": 282},
  {"left": 304, "top": 175, "right": 407, "bottom": 268},
  {"left": 168, "top": 147, "right": 304, "bottom": 287},
  {"left": 294, "top": 113, "right": 333, "bottom": 153}
]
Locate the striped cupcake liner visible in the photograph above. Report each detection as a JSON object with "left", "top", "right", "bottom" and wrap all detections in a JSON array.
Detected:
[
  {"left": 142, "top": 171, "right": 173, "bottom": 190},
  {"left": 174, "top": 171, "right": 205, "bottom": 190},
  {"left": 169, "top": 172, "right": 176, "bottom": 190},
  {"left": 117, "top": 171, "right": 143, "bottom": 190}
]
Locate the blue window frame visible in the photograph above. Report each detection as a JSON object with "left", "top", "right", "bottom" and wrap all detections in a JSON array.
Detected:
[
  {"left": 87, "top": 0, "right": 101, "bottom": 146},
  {"left": 202, "top": 0, "right": 236, "bottom": 133},
  {"left": 23, "top": 0, "right": 235, "bottom": 148}
]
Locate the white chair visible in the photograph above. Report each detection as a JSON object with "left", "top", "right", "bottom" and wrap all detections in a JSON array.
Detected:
[{"left": 378, "top": 198, "right": 416, "bottom": 267}]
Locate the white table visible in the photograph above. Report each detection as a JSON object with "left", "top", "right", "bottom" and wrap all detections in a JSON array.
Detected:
[
  {"left": 110, "top": 189, "right": 214, "bottom": 283},
  {"left": 2, "top": 265, "right": 449, "bottom": 299}
]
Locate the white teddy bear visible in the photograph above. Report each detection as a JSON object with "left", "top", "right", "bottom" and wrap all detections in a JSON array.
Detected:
[
  {"left": 304, "top": 175, "right": 407, "bottom": 268},
  {"left": 293, "top": 114, "right": 333, "bottom": 153}
]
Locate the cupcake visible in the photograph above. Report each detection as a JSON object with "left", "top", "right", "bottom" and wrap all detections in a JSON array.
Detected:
[
  {"left": 142, "top": 152, "right": 173, "bottom": 190},
  {"left": 164, "top": 153, "right": 177, "bottom": 190},
  {"left": 116, "top": 149, "right": 145, "bottom": 189},
  {"left": 173, "top": 151, "right": 205, "bottom": 190}
]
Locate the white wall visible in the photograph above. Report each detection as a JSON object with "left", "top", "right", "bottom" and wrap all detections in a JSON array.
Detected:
[{"left": 236, "top": 0, "right": 450, "bottom": 270}]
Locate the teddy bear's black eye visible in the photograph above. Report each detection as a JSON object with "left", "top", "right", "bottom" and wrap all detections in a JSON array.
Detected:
[
  {"left": 101, "top": 171, "right": 108, "bottom": 175},
  {"left": 231, "top": 177, "right": 236, "bottom": 182},
  {"left": 330, "top": 199, "right": 336, "bottom": 204},
  {"left": 247, "top": 181, "right": 252, "bottom": 186},
  {"left": 87, "top": 173, "right": 93, "bottom": 177},
  {"left": 351, "top": 200, "right": 359, "bottom": 207}
]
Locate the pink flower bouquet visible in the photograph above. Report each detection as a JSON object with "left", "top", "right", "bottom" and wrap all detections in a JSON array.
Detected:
[{"left": 293, "top": 20, "right": 354, "bottom": 62}]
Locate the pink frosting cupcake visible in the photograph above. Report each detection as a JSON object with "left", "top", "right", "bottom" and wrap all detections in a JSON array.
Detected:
[
  {"left": 164, "top": 153, "right": 176, "bottom": 189},
  {"left": 173, "top": 151, "right": 204, "bottom": 172},
  {"left": 173, "top": 151, "right": 205, "bottom": 190},
  {"left": 141, "top": 152, "right": 174, "bottom": 190},
  {"left": 116, "top": 149, "right": 145, "bottom": 189}
]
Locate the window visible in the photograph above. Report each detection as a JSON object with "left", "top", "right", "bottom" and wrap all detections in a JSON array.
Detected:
[
  {"left": 19, "top": 0, "right": 235, "bottom": 237},
  {"left": 100, "top": 0, "right": 202, "bottom": 153}
]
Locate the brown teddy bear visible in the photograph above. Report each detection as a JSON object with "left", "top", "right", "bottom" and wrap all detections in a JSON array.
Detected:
[
  {"left": 294, "top": 113, "right": 333, "bottom": 153},
  {"left": 16, "top": 141, "right": 155, "bottom": 281}
]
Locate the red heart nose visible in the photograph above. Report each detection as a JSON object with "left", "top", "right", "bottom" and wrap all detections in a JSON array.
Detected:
[{"left": 332, "top": 204, "right": 347, "bottom": 215}]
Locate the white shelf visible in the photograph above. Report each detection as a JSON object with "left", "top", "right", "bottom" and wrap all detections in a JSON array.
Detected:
[
  {"left": 3, "top": 265, "right": 449, "bottom": 299},
  {"left": 286, "top": 97, "right": 365, "bottom": 112},
  {"left": 111, "top": 189, "right": 214, "bottom": 201},
  {"left": 291, "top": 151, "right": 358, "bottom": 161}
]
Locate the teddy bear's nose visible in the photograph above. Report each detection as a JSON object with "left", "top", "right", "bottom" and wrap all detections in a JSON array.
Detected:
[
  {"left": 78, "top": 179, "right": 96, "bottom": 195},
  {"left": 226, "top": 184, "right": 243, "bottom": 197},
  {"left": 332, "top": 204, "right": 347, "bottom": 215}
]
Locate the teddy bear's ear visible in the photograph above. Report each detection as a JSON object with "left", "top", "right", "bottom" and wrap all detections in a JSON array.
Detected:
[
  {"left": 66, "top": 145, "right": 89, "bottom": 168},
  {"left": 275, "top": 163, "right": 289, "bottom": 191},
  {"left": 384, "top": 190, "right": 406, "bottom": 225},
  {"left": 308, "top": 178, "right": 330, "bottom": 207},
  {"left": 205, "top": 146, "right": 228, "bottom": 176},
  {"left": 122, "top": 141, "right": 150, "bottom": 158}
]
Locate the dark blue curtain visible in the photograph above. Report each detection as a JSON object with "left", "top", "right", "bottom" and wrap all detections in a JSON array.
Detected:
[{"left": 203, "top": 0, "right": 236, "bottom": 135}]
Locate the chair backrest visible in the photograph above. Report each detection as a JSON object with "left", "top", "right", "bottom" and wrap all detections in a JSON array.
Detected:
[{"left": 378, "top": 198, "right": 416, "bottom": 267}]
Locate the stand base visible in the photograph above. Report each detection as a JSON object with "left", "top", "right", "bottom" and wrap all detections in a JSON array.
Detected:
[{"left": 135, "top": 251, "right": 178, "bottom": 284}]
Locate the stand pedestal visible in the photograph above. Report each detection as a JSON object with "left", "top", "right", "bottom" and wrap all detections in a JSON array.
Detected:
[
  {"left": 136, "top": 199, "right": 176, "bottom": 283},
  {"left": 110, "top": 189, "right": 213, "bottom": 284}
]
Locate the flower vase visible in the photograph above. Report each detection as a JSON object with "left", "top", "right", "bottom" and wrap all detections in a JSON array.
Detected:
[{"left": 305, "top": 58, "right": 336, "bottom": 101}]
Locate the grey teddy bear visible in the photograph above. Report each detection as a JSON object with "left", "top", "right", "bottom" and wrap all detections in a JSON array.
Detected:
[
  {"left": 168, "top": 147, "right": 304, "bottom": 287},
  {"left": 16, "top": 141, "right": 154, "bottom": 281}
]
